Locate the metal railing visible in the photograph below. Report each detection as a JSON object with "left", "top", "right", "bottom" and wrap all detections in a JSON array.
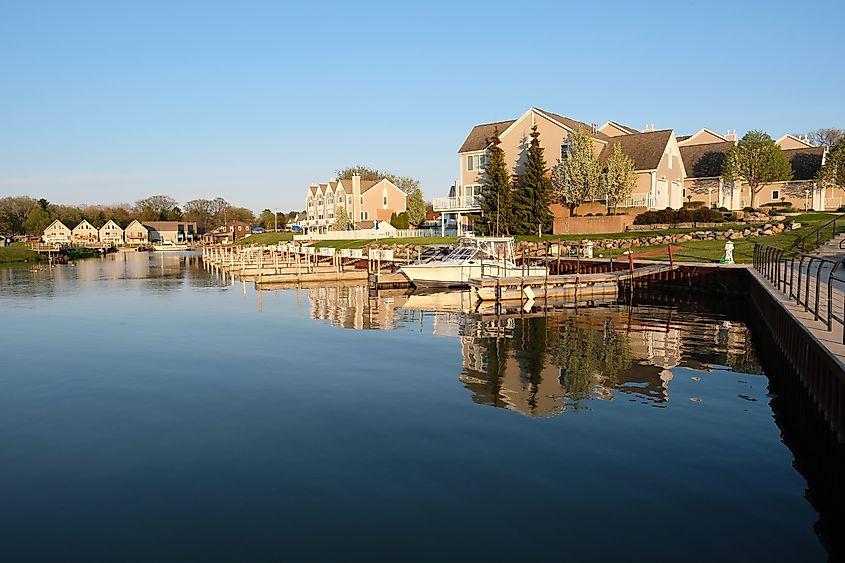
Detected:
[
  {"left": 754, "top": 243, "right": 845, "bottom": 341},
  {"left": 788, "top": 213, "right": 845, "bottom": 253}
]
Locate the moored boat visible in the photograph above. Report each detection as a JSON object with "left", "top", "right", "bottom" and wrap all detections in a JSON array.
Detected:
[{"left": 398, "top": 237, "right": 546, "bottom": 288}]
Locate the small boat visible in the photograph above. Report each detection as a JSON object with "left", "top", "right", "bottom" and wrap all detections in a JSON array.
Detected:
[
  {"left": 399, "top": 237, "right": 546, "bottom": 288},
  {"left": 152, "top": 240, "right": 189, "bottom": 251}
]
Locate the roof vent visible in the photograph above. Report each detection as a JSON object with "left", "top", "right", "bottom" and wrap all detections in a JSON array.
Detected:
[
  {"left": 725, "top": 129, "right": 737, "bottom": 142},
  {"left": 644, "top": 123, "right": 655, "bottom": 132},
  {"left": 591, "top": 123, "right": 598, "bottom": 134}
]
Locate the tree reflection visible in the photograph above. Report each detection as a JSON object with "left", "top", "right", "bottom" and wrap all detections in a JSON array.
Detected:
[{"left": 551, "top": 319, "right": 632, "bottom": 406}]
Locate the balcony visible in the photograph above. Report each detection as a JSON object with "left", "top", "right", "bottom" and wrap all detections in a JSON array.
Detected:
[{"left": 433, "top": 195, "right": 481, "bottom": 212}]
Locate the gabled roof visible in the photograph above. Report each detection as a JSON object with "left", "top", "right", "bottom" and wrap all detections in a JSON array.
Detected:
[
  {"left": 679, "top": 141, "right": 735, "bottom": 178},
  {"left": 599, "top": 121, "right": 639, "bottom": 137},
  {"left": 459, "top": 108, "right": 612, "bottom": 154},
  {"left": 677, "top": 128, "right": 729, "bottom": 147},
  {"left": 99, "top": 219, "right": 123, "bottom": 230},
  {"left": 776, "top": 134, "right": 814, "bottom": 149},
  {"left": 676, "top": 135, "right": 691, "bottom": 142},
  {"left": 72, "top": 219, "right": 95, "bottom": 231},
  {"left": 782, "top": 146, "right": 826, "bottom": 180},
  {"left": 599, "top": 129, "right": 673, "bottom": 171},
  {"left": 126, "top": 219, "right": 147, "bottom": 231},
  {"left": 360, "top": 180, "right": 379, "bottom": 193},
  {"left": 46, "top": 219, "right": 70, "bottom": 231},
  {"left": 458, "top": 119, "right": 517, "bottom": 153}
]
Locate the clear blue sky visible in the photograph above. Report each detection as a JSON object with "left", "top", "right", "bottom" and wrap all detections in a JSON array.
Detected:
[{"left": 1, "top": 0, "right": 842, "bottom": 212}]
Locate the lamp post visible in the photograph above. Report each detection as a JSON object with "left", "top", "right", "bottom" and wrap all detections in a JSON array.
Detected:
[{"left": 274, "top": 211, "right": 279, "bottom": 232}]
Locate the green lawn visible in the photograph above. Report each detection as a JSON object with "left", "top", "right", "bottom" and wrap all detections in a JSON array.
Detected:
[
  {"left": 234, "top": 232, "right": 294, "bottom": 245},
  {"left": 0, "top": 243, "right": 45, "bottom": 264}
]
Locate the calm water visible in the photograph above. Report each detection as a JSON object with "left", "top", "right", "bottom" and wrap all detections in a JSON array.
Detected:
[{"left": 0, "top": 252, "right": 839, "bottom": 562}]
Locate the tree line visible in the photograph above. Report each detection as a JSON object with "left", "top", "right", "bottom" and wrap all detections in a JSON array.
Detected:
[{"left": 0, "top": 195, "right": 300, "bottom": 237}]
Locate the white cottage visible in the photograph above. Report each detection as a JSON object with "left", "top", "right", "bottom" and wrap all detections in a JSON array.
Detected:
[
  {"left": 72, "top": 220, "right": 99, "bottom": 244},
  {"left": 99, "top": 220, "right": 124, "bottom": 246},
  {"left": 42, "top": 220, "right": 71, "bottom": 244}
]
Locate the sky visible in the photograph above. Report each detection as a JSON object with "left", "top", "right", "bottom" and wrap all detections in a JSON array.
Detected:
[{"left": 1, "top": 0, "right": 843, "bottom": 213}]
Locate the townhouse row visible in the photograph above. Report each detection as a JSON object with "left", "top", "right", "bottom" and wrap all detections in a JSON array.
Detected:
[
  {"left": 300, "top": 174, "right": 409, "bottom": 234},
  {"left": 438, "top": 108, "right": 835, "bottom": 232},
  {"left": 42, "top": 219, "right": 198, "bottom": 246}
]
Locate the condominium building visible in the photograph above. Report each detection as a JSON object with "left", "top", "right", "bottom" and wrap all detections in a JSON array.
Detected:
[{"left": 300, "top": 174, "right": 408, "bottom": 234}]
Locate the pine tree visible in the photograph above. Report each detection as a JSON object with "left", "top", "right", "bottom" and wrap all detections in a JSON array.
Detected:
[
  {"left": 478, "top": 127, "right": 513, "bottom": 235},
  {"left": 407, "top": 188, "right": 426, "bottom": 226},
  {"left": 513, "top": 125, "right": 553, "bottom": 235},
  {"left": 332, "top": 206, "right": 351, "bottom": 231}
]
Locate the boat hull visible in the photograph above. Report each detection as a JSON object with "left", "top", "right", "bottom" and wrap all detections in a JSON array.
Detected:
[{"left": 399, "top": 263, "right": 546, "bottom": 288}]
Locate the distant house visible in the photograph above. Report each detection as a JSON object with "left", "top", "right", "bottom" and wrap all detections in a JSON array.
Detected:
[
  {"left": 142, "top": 221, "right": 197, "bottom": 244},
  {"left": 71, "top": 220, "right": 99, "bottom": 244},
  {"left": 42, "top": 220, "right": 71, "bottom": 244},
  {"left": 99, "top": 220, "right": 124, "bottom": 246},
  {"left": 301, "top": 175, "right": 408, "bottom": 234},
  {"left": 203, "top": 221, "right": 252, "bottom": 244},
  {"left": 124, "top": 220, "right": 149, "bottom": 245}
]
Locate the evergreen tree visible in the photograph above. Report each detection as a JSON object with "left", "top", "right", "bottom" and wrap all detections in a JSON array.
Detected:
[
  {"left": 478, "top": 127, "right": 513, "bottom": 235},
  {"left": 513, "top": 125, "right": 553, "bottom": 235},
  {"left": 407, "top": 188, "right": 426, "bottom": 226}
]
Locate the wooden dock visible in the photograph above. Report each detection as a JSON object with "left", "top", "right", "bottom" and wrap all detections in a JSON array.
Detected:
[{"left": 469, "top": 263, "right": 679, "bottom": 301}]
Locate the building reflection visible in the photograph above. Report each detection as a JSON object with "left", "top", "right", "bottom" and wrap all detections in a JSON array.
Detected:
[{"left": 303, "top": 285, "right": 758, "bottom": 418}]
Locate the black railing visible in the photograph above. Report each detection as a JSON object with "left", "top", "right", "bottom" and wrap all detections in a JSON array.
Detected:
[
  {"left": 754, "top": 243, "right": 845, "bottom": 341},
  {"left": 789, "top": 213, "right": 845, "bottom": 253}
]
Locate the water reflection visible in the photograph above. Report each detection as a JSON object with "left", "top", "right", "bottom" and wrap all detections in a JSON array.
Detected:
[{"left": 296, "top": 283, "right": 763, "bottom": 417}]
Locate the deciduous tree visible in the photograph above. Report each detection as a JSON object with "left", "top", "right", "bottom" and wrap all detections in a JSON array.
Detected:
[
  {"left": 551, "top": 128, "right": 601, "bottom": 216},
  {"left": 821, "top": 139, "right": 845, "bottom": 189},
  {"left": 808, "top": 128, "right": 845, "bottom": 148},
  {"left": 602, "top": 143, "right": 638, "bottom": 214},
  {"left": 722, "top": 131, "right": 792, "bottom": 209}
]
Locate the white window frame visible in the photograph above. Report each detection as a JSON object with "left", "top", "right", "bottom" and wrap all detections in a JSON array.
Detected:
[{"left": 772, "top": 190, "right": 780, "bottom": 201}]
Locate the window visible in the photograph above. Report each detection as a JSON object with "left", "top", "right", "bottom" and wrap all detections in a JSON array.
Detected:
[
  {"left": 466, "top": 154, "right": 488, "bottom": 171},
  {"left": 361, "top": 211, "right": 369, "bottom": 220},
  {"left": 348, "top": 196, "right": 352, "bottom": 206},
  {"left": 668, "top": 154, "right": 673, "bottom": 169},
  {"left": 560, "top": 143, "right": 571, "bottom": 160},
  {"left": 383, "top": 196, "right": 388, "bottom": 207},
  {"left": 772, "top": 190, "right": 780, "bottom": 201},
  {"left": 360, "top": 197, "right": 364, "bottom": 205}
]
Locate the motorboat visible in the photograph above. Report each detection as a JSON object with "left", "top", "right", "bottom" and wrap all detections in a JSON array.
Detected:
[
  {"left": 398, "top": 237, "right": 546, "bottom": 288},
  {"left": 153, "top": 240, "right": 189, "bottom": 251}
]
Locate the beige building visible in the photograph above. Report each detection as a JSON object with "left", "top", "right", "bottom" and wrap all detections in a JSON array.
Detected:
[
  {"left": 124, "top": 220, "right": 149, "bottom": 246},
  {"left": 142, "top": 221, "right": 197, "bottom": 244},
  {"left": 71, "top": 220, "right": 99, "bottom": 244},
  {"left": 301, "top": 174, "right": 408, "bottom": 234},
  {"left": 680, "top": 129, "right": 830, "bottom": 210},
  {"left": 42, "top": 220, "right": 72, "bottom": 244},
  {"left": 98, "top": 220, "right": 124, "bottom": 246},
  {"left": 442, "top": 108, "right": 685, "bottom": 233}
]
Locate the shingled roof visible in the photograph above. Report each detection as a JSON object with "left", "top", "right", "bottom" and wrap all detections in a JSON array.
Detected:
[
  {"left": 782, "top": 147, "right": 825, "bottom": 181},
  {"left": 599, "top": 130, "right": 673, "bottom": 171},
  {"left": 458, "top": 119, "right": 517, "bottom": 153},
  {"left": 679, "top": 141, "right": 735, "bottom": 178},
  {"left": 458, "top": 108, "right": 611, "bottom": 153}
]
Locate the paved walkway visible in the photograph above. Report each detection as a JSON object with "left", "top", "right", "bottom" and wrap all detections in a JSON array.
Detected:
[{"left": 759, "top": 234, "right": 845, "bottom": 365}]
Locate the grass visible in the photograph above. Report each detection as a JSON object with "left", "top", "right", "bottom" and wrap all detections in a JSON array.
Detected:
[
  {"left": 624, "top": 212, "right": 839, "bottom": 264},
  {"left": 234, "top": 232, "right": 294, "bottom": 245},
  {"left": 0, "top": 243, "right": 45, "bottom": 264}
]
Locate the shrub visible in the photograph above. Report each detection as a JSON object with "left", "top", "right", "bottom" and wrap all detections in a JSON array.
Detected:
[
  {"left": 762, "top": 201, "right": 790, "bottom": 207},
  {"left": 743, "top": 207, "right": 755, "bottom": 213},
  {"left": 717, "top": 207, "right": 729, "bottom": 212},
  {"left": 632, "top": 206, "right": 724, "bottom": 225},
  {"left": 682, "top": 201, "right": 705, "bottom": 208}
]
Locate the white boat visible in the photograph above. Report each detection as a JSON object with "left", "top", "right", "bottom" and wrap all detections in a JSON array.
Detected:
[
  {"left": 153, "top": 240, "right": 189, "bottom": 251},
  {"left": 398, "top": 237, "right": 546, "bottom": 288}
]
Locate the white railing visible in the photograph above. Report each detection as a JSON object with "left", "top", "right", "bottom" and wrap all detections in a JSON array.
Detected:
[
  {"left": 433, "top": 195, "right": 481, "bottom": 212},
  {"left": 294, "top": 228, "right": 437, "bottom": 241},
  {"left": 614, "top": 195, "right": 657, "bottom": 209}
]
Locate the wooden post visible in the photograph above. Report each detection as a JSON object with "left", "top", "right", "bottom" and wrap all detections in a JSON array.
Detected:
[{"left": 668, "top": 244, "right": 674, "bottom": 268}]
